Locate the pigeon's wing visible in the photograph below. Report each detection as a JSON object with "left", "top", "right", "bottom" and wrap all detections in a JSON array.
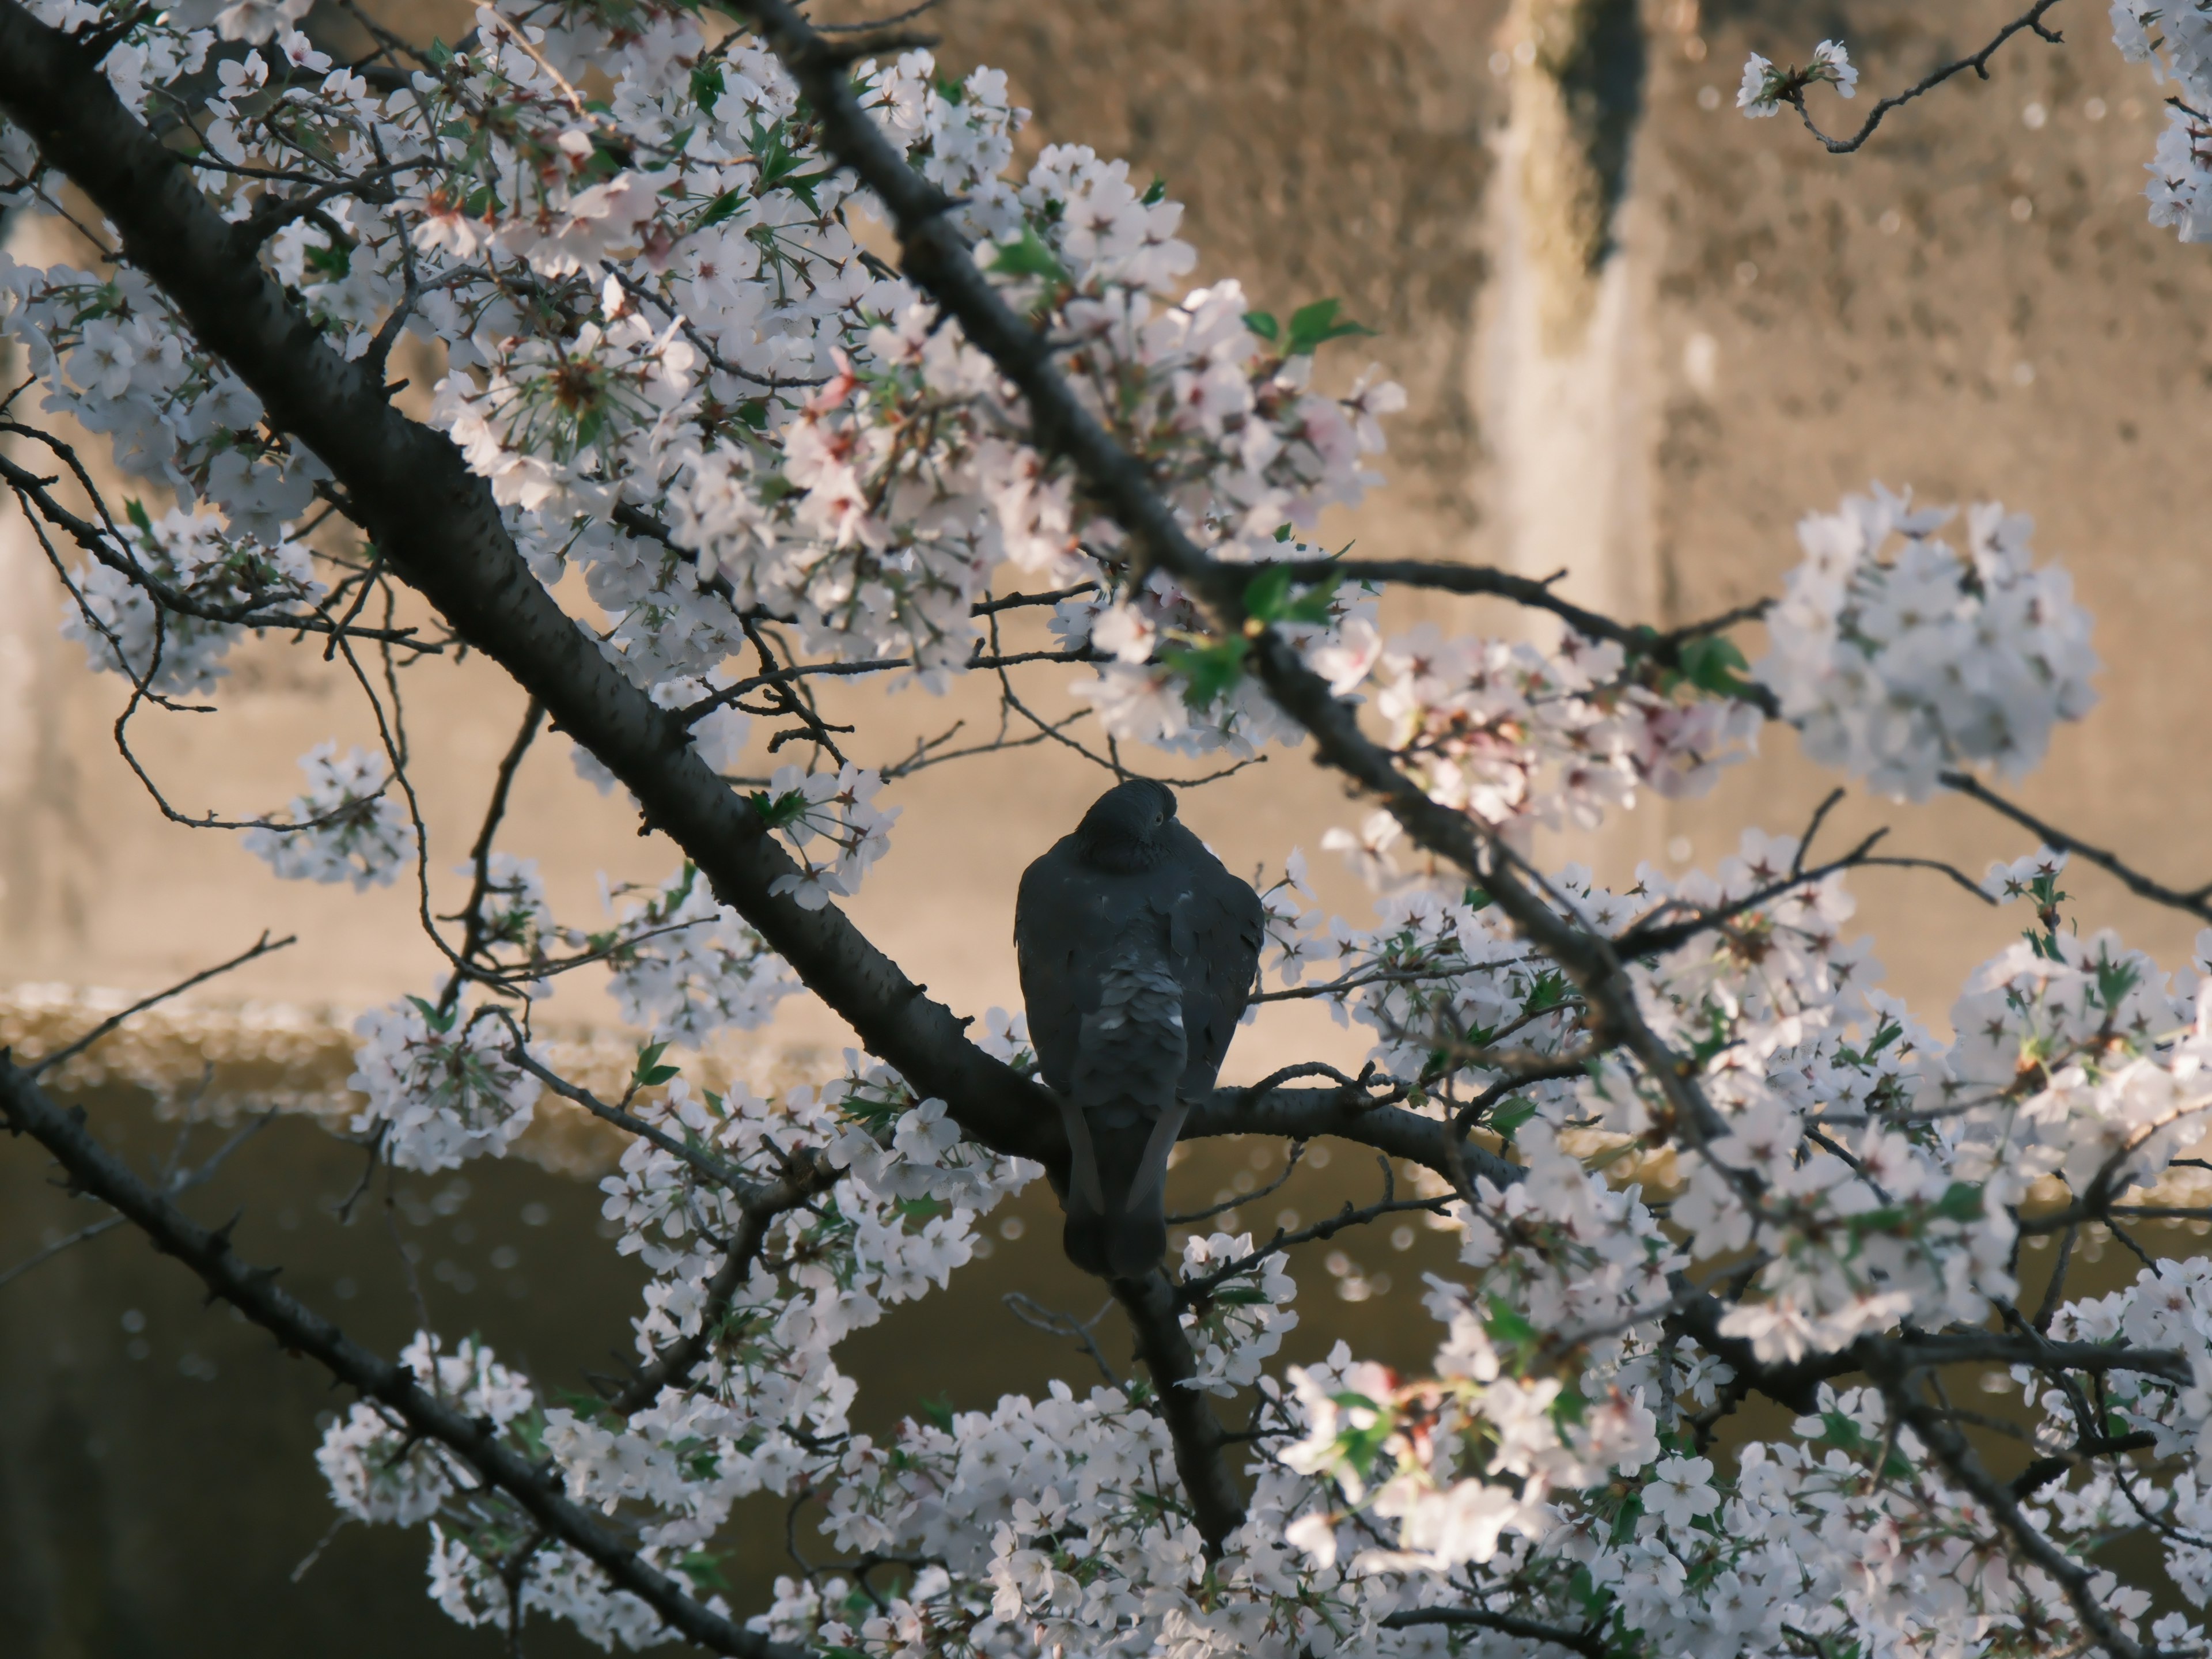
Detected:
[
  {"left": 1164, "top": 827, "right": 1267, "bottom": 1099},
  {"left": 1014, "top": 835, "right": 1094, "bottom": 1095},
  {"left": 1062, "top": 942, "right": 1187, "bottom": 1279}
]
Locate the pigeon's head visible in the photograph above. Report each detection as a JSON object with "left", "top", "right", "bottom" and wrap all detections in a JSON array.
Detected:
[{"left": 1075, "top": 778, "right": 1177, "bottom": 873}]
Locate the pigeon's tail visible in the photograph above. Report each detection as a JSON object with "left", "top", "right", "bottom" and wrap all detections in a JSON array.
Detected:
[
  {"left": 1063, "top": 1101, "right": 1190, "bottom": 1279},
  {"left": 1062, "top": 948, "right": 1187, "bottom": 1281}
]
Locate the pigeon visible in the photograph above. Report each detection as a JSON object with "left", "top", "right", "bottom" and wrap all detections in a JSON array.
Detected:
[{"left": 1014, "top": 778, "right": 1266, "bottom": 1279}]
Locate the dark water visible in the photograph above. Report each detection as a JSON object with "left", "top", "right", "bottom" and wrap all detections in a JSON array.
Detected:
[{"left": 0, "top": 1085, "right": 1464, "bottom": 1656}]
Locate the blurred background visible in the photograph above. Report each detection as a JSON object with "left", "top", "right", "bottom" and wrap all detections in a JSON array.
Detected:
[{"left": 5, "top": 0, "right": 2210, "bottom": 1651}]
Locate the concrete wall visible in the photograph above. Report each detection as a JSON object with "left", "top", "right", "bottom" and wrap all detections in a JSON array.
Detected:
[{"left": 4, "top": 0, "right": 2210, "bottom": 1070}]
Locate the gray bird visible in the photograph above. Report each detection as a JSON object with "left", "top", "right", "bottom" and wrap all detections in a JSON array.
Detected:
[{"left": 1015, "top": 779, "right": 1265, "bottom": 1279}]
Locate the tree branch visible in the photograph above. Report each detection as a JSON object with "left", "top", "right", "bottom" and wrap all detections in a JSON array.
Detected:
[
  {"left": 26, "top": 931, "right": 294, "bottom": 1077},
  {"left": 1781, "top": 1, "right": 2069, "bottom": 154},
  {"left": 1380, "top": 1605, "right": 1605, "bottom": 1657},
  {"left": 1941, "top": 769, "right": 2212, "bottom": 925},
  {"left": 1108, "top": 1266, "right": 1244, "bottom": 1555},
  {"left": 0, "top": 0, "right": 1063, "bottom": 1176},
  {"left": 1293, "top": 555, "right": 1777, "bottom": 708},
  {"left": 0, "top": 1053, "right": 809, "bottom": 1659},
  {"left": 1878, "top": 1358, "right": 2151, "bottom": 1659}
]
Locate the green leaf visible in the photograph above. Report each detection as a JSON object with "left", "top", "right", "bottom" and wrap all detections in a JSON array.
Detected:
[
  {"left": 1141, "top": 176, "right": 1168, "bottom": 206},
  {"left": 1160, "top": 637, "right": 1250, "bottom": 710},
  {"left": 675, "top": 1549, "right": 730, "bottom": 1592},
  {"left": 1934, "top": 1181, "right": 1985, "bottom": 1223},
  {"left": 983, "top": 229, "right": 1069, "bottom": 286},
  {"left": 1211, "top": 1285, "right": 1273, "bottom": 1307},
  {"left": 1483, "top": 1294, "right": 1535, "bottom": 1347},
  {"left": 1677, "top": 634, "right": 1754, "bottom": 698},
  {"left": 1818, "top": 1409, "right": 1867, "bottom": 1450},
  {"left": 749, "top": 786, "right": 810, "bottom": 828},
  {"left": 1609, "top": 1490, "right": 1643, "bottom": 1544},
  {"left": 1243, "top": 564, "right": 1296, "bottom": 622},
  {"left": 1243, "top": 564, "right": 1340, "bottom": 629},
  {"left": 405, "top": 993, "right": 457, "bottom": 1036},
  {"left": 918, "top": 1393, "right": 956, "bottom": 1430},
  {"left": 1489, "top": 1099, "right": 1538, "bottom": 1141},
  {"left": 1241, "top": 309, "right": 1279, "bottom": 343},
  {"left": 302, "top": 238, "right": 353, "bottom": 281},
  {"left": 690, "top": 62, "right": 725, "bottom": 114},
  {"left": 124, "top": 498, "right": 154, "bottom": 536},
  {"left": 695, "top": 190, "right": 743, "bottom": 229},
  {"left": 2095, "top": 953, "right": 2141, "bottom": 1013},
  {"left": 1283, "top": 583, "right": 1341, "bottom": 627},
  {"left": 1283, "top": 297, "right": 1377, "bottom": 356},
  {"left": 1272, "top": 522, "right": 1294, "bottom": 543}
]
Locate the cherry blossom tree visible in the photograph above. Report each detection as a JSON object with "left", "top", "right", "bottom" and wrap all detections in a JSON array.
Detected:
[{"left": 2, "top": 1, "right": 2210, "bottom": 1656}]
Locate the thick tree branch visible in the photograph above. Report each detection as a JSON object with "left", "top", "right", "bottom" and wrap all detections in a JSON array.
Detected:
[
  {"left": 0, "top": 1054, "right": 809, "bottom": 1659},
  {"left": 1109, "top": 1267, "right": 1245, "bottom": 1555},
  {"left": 0, "top": 0, "right": 1059, "bottom": 1173},
  {"left": 716, "top": 0, "right": 1749, "bottom": 1221},
  {"left": 1878, "top": 1358, "right": 2152, "bottom": 1659}
]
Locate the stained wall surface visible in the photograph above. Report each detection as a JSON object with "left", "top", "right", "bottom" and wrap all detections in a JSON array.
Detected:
[{"left": 1, "top": 0, "right": 2208, "bottom": 1094}]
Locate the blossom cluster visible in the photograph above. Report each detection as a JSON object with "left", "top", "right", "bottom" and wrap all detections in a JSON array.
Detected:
[
  {"left": 747, "top": 763, "right": 901, "bottom": 911},
  {"left": 546, "top": 1055, "right": 1041, "bottom": 1554},
  {"left": 1736, "top": 38, "right": 1858, "bottom": 118},
  {"left": 600, "top": 863, "right": 799, "bottom": 1045},
  {"left": 241, "top": 741, "right": 416, "bottom": 890},
  {"left": 1366, "top": 624, "right": 1761, "bottom": 831},
  {"left": 51, "top": 501, "right": 321, "bottom": 695},
  {"left": 1755, "top": 486, "right": 2099, "bottom": 801},
  {"left": 346, "top": 997, "right": 542, "bottom": 1172},
  {"left": 0, "top": 246, "right": 324, "bottom": 541},
  {"left": 316, "top": 1330, "right": 685, "bottom": 1647},
  {"left": 2114, "top": 0, "right": 2212, "bottom": 242}
]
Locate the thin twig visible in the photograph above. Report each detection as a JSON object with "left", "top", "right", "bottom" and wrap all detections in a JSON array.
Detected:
[
  {"left": 1003, "top": 1293, "right": 1124, "bottom": 1391},
  {"left": 1779, "top": 1, "right": 2069, "bottom": 154},
  {"left": 0, "top": 1055, "right": 808, "bottom": 1659},
  {"left": 29, "top": 933, "right": 295, "bottom": 1077}
]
